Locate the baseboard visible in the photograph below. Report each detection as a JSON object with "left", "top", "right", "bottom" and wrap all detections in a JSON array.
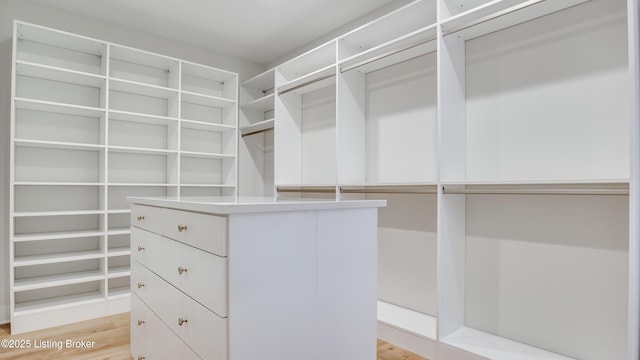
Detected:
[
  {"left": 0, "top": 304, "right": 9, "bottom": 325},
  {"left": 378, "top": 320, "right": 438, "bottom": 360}
]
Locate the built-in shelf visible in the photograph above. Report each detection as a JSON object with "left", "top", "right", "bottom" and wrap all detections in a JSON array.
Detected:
[
  {"left": 277, "top": 65, "right": 336, "bottom": 95},
  {"left": 377, "top": 301, "right": 437, "bottom": 341},
  {"left": 15, "top": 60, "right": 106, "bottom": 87},
  {"left": 181, "top": 119, "right": 236, "bottom": 132},
  {"left": 14, "top": 250, "right": 104, "bottom": 267},
  {"left": 182, "top": 91, "right": 236, "bottom": 108},
  {"left": 441, "top": 327, "right": 574, "bottom": 360},
  {"left": 241, "top": 93, "right": 274, "bottom": 112},
  {"left": 241, "top": 119, "right": 275, "bottom": 137},
  {"left": 14, "top": 139, "right": 105, "bottom": 151},
  {"left": 14, "top": 230, "right": 105, "bottom": 242},
  {"left": 440, "top": 0, "right": 590, "bottom": 40},
  {"left": 339, "top": 25, "right": 437, "bottom": 74},
  {"left": 14, "top": 270, "right": 104, "bottom": 292},
  {"left": 14, "top": 291, "right": 105, "bottom": 316},
  {"left": 10, "top": 20, "right": 239, "bottom": 334},
  {"left": 15, "top": 97, "right": 105, "bottom": 117}
]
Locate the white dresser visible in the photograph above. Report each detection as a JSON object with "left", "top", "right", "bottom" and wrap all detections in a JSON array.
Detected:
[{"left": 129, "top": 196, "right": 385, "bottom": 360}]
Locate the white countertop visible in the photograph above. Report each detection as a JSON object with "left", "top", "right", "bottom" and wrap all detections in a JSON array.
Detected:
[{"left": 128, "top": 196, "right": 386, "bottom": 214}]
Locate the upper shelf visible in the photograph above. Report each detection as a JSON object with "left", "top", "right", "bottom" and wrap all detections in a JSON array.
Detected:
[
  {"left": 440, "top": 0, "right": 591, "bottom": 40},
  {"left": 242, "top": 68, "right": 275, "bottom": 92},
  {"left": 277, "top": 65, "right": 336, "bottom": 95},
  {"left": 16, "top": 21, "right": 105, "bottom": 56},
  {"left": 15, "top": 61, "right": 106, "bottom": 88},
  {"left": 338, "top": 0, "right": 436, "bottom": 61},
  {"left": 277, "top": 41, "right": 336, "bottom": 83},
  {"left": 339, "top": 24, "right": 437, "bottom": 74},
  {"left": 241, "top": 93, "right": 275, "bottom": 112}
]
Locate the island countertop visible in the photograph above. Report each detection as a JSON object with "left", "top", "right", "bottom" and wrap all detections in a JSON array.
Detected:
[{"left": 128, "top": 196, "right": 386, "bottom": 215}]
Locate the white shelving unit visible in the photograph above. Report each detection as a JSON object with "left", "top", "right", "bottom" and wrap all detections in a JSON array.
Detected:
[
  {"left": 263, "top": 0, "right": 638, "bottom": 359},
  {"left": 9, "top": 21, "right": 238, "bottom": 334}
]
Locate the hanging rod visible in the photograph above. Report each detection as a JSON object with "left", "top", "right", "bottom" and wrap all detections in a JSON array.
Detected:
[
  {"left": 340, "top": 35, "right": 437, "bottom": 73},
  {"left": 441, "top": 0, "right": 545, "bottom": 37},
  {"left": 240, "top": 119, "right": 275, "bottom": 137},
  {"left": 441, "top": 186, "right": 629, "bottom": 196},
  {"left": 278, "top": 74, "right": 336, "bottom": 95},
  {"left": 340, "top": 186, "right": 437, "bottom": 195},
  {"left": 277, "top": 186, "right": 336, "bottom": 194},
  {"left": 241, "top": 127, "right": 271, "bottom": 137}
]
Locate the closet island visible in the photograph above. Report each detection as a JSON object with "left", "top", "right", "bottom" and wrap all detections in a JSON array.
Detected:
[{"left": 128, "top": 196, "right": 385, "bottom": 360}]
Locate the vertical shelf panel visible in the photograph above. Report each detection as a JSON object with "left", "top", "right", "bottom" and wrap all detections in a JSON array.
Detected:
[{"left": 9, "top": 21, "right": 237, "bottom": 334}]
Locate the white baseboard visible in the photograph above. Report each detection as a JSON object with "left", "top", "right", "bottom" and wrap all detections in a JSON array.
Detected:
[
  {"left": 0, "top": 304, "right": 9, "bottom": 325},
  {"left": 378, "top": 320, "right": 438, "bottom": 360}
]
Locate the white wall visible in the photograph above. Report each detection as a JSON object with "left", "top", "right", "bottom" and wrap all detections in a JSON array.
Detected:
[
  {"left": 0, "top": 0, "right": 263, "bottom": 325},
  {"left": 266, "top": 0, "right": 413, "bottom": 69},
  {"left": 0, "top": 39, "right": 10, "bottom": 324}
]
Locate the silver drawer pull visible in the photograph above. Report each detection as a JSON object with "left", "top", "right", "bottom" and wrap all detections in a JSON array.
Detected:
[
  {"left": 137, "top": 215, "right": 145, "bottom": 221},
  {"left": 137, "top": 282, "right": 145, "bottom": 288},
  {"left": 177, "top": 224, "right": 188, "bottom": 232},
  {"left": 178, "top": 317, "right": 188, "bottom": 326},
  {"left": 137, "top": 246, "right": 145, "bottom": 252},
  {"left": 178, "top": 266, "right": 188, "bottom": 275},
  {"left": 138, "top": 356, "right": 146, "bottom": 360},
  {"left": 137, "top": 320, "right": 145, "bottom": 326}
]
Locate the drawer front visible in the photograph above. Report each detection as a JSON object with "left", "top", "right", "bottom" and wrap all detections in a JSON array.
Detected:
[
  {"left": 130, "top": 227, "right": 159, "bottom": 268},
  {"left": 162, "top": 208, "right": 227, "bottom": 256},
  {"left": 133, "top": 262, "right": 228, "bottom": 360},
  {"left": 131, "top": 205, "right": 163, "bottom": 234},
  {"left": 131, "top": 294, "right": 201, "bottom": 360},
  {"left": 141, "top": 232, "right": 228, "bottom": 316}
]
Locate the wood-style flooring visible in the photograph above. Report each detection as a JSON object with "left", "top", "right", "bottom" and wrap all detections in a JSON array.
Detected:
[{"left": 0, "top": 313, "right": 427, "bottom": 360}]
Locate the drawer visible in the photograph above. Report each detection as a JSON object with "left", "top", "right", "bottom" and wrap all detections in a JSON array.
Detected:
[
  {"left": 130, "top": 227, "right": 157, "bottom": 268},
  {"left": 136, "top": 231, "right": 228, "bottom": 316},
  {"left": 132, "top": 262, "right": 228, "bottom": 360},
  {"left": 162, "top": 208, "right": 227, "bottom": 256},
  {"left": 131, "top": 294, "right": 200, "bottom": 360},
  {"left": 131, "top": 205, "right": 163, "bottom": 234}
]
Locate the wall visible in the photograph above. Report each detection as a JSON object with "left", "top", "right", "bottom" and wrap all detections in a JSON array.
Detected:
[
  {"left": 266, "top": 0, "right": 413, "bottom": 69},
  {"left": 0, "top": 0, "right": 263, "bottom": 325},
  {"left": 0, "top": 39, "right": 10, "bottom": 325}
]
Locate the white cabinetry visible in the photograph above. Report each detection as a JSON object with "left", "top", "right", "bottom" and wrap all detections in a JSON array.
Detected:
[
  {"left": 9, "top": 21, "right": 238, "bottom": 334},
  {"left": 129, "top": 197, "right": 383, "bottom": 360},
  {"left": 265, "top": 0, "right": 638, "bottom": 359}
]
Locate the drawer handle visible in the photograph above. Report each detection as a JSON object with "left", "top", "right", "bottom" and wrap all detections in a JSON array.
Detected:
[
  {"left": 177, "top": 224, "right": 188, "bottom": 232},
  {"left": 137, "top": 215, "right": 145, "bottom": 221},
  {"left": 137, "top": 320, "right": 145, "bottom": 326},
  {"left": 137, "top": 282, "right": 145, "bottom": 288},
  {"left": 137, "top": 246, "right": 145, "bottom": 252},
  {"left": 178, "top": 317, "right": 188, "bottom": 326},
  {"left": 138, "top": 356, "right": 146, "bottom": 360},
  {"left": 178, "top": 266, "right": 188, "bottom": 275}
]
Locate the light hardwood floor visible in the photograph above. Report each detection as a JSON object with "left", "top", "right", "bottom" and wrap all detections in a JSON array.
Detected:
[{"left": 0, "top": 313, "right": 428, "bottom": 360}]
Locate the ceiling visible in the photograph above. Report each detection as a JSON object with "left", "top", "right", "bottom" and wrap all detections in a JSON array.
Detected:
[{"left": 32, "top": 0, "right": 398, "bottom": 65}]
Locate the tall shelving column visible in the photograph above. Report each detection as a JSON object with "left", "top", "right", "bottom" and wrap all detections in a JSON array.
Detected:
[
  {"left": 437, "top": 1, "right": 632, "bottom": 359},
  {"left": 239, "top": 69, "right": 275, "bottom": 196},
  {"left": 627, "top": 0, "right": 640, "bottom": 358},
  {"left": 10, "top": 21, "right": 109, "bottom": 334},
  {"left": 179, "top": 62, "right": 238, "bottom": 198},
  {"left": 274, "top": 40, "right": 338, "bottom": 198},
  {"left": 334, "top": 0, "right": 439, "bottom": 358},
  {"left": 9, "top": 21, "right": 238, "bottom": 334}
]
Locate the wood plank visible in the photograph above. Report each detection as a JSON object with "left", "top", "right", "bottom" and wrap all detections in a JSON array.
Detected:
[{"left": 0, "top": 313, "right": 428, "bottom": 360}]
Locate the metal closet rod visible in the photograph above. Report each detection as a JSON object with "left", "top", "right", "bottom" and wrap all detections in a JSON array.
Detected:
[
  {"left": 441, "top": 0, "right": 546, "bottom": 37},
  {"left": 277, "top": 187, "right": 336, "bottom": 194},
  {"left": 340, "top": 187, "right": 437, "bottom": 195},
  {"left": 340, "top": 36, "right": 437, "bottom": 74},
  {"left": 278, "top": 74, "right": 336, "bottom": 95},
  {"left": 441, "top": 186, "right": 629, "bottom": 196}
]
